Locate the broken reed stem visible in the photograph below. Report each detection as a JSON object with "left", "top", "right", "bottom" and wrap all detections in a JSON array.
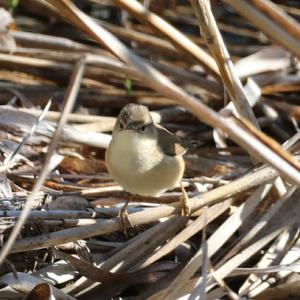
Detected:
[{"left": 190, "top": 0, "right": 259, "bottom": 128}]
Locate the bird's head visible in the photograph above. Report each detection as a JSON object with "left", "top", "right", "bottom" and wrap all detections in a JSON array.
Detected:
[{"left": 114, "top": 103, "right": 155, "bottom": 135}]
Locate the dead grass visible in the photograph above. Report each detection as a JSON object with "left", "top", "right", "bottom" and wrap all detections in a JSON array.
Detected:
[{"left": 0, "top": 0, "right": 300, "bottom": 299}]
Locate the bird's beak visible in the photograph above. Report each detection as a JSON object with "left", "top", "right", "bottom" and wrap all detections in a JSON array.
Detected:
[{"left": 125, "top": 123, "right": 138, "bottom": 130}]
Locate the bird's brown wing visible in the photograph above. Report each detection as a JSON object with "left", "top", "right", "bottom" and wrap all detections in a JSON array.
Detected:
[{"left": 155, "top": 124, "right": 187, "bottom": 156}]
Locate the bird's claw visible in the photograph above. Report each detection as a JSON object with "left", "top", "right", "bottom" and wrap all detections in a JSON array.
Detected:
[
  {"left": 119, "top": 199, "right": 133, "bottom": 237},
  {"left": 180, "top": 182, "right": 191, "bottom": 217}
]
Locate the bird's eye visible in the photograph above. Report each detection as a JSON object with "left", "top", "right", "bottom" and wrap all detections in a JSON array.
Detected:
[
  {"left": 140, "top": 125, "right": 146, "bottom": 132},
  {"left": 119, "top": 123, "right": 124, "bottom": 129}
]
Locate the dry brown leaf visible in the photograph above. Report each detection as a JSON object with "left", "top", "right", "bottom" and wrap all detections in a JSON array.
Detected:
[
  {"left": 25, "top": 283, "right": 52, "bottom": 300},
  {"left": 59, "top": 156, "right": 107, "bottom": 174}
]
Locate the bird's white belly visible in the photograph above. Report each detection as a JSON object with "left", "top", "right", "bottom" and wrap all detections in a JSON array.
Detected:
[{"left": 106, "top": 131, "right": 184, "bottom": 196}]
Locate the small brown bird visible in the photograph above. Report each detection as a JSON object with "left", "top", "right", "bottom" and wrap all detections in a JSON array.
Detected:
[
  {"left": 106, "top": 103, "right": 186, "bottom": 195},
  {"left": 105, "top": 104, "right": 190, "bottom": 224}
]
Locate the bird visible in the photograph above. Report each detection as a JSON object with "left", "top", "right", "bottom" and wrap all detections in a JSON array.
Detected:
[{"left": 105, "top": 103, "right": 190, "bottom": 229}]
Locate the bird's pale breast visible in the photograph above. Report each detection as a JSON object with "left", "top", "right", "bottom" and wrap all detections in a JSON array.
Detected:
[{"left": 105, "top": 130, "right": 184, "bottom": 196}]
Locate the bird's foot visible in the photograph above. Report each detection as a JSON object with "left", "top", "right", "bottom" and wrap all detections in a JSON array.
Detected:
[
  {"left": 180, "top": 182, "right": 191, "bottom": 217},
  {"left": 119, "top": 199, "right": 133, "bottom": 237}
]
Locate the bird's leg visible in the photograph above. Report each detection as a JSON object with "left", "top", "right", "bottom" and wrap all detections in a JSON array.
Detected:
[
  {"left": 119, "top": 194, "right": 134, "bottom": 237},
  {"left": 180, "top": 182, "right": 191, "bottom": 216}
]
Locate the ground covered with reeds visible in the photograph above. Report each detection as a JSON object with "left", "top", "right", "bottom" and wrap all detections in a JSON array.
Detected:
[{"left": 0, "top": 0, "right": 300, "bottom": 299}]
